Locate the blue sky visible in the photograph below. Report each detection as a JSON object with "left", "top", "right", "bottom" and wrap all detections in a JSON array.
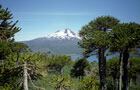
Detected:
[{"left": 0, "top": 0, "right": 140, "bottom": 41}]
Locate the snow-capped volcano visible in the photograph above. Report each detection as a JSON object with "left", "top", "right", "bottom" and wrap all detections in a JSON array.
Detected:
[
  {"left": 22, "top": 29, "right": 82, "bottom": 54},
  {"left": 47, "top": 29, "right": 80, "bottom": 39}
]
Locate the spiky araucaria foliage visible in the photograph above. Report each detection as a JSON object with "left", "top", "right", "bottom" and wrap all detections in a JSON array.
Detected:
[{"left": 0, "top": 5, "right": 20, "bottom": 41}]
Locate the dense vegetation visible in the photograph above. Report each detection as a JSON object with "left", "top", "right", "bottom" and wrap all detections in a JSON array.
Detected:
[{"left": 0, "top": 5, "right": 140, "bottom": 90}]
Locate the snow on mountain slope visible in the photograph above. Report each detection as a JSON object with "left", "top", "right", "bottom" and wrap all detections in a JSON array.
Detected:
[{"left": 47, "top": 29, "right": 80, "bottom": 39}]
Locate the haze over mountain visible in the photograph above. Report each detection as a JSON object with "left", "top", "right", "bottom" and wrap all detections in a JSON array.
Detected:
[{"left": 23, "top": 29, "right": 82, "bottom": 54}]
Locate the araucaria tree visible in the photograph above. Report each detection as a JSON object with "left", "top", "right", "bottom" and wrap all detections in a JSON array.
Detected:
[
  {"left": 0, "top": 4, "right": 21, "bottom": 88},
  {"left": 0, "top": 5, "right": 33, "bottom": 90},
  {"left": 79, "top": 16, "right": 119, "bottom": 90},
  {"left": 110, "top": 23, "right": 140, "bottom": 90}
]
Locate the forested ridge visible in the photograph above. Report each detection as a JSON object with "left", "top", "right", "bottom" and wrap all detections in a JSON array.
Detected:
[{"left": 0, "top": 5, "right": 140, "bottom": 90}]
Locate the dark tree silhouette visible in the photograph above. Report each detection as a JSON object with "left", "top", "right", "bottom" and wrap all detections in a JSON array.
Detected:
[{"left": 71, "top": 58, "right": 90, "bottom": 78}]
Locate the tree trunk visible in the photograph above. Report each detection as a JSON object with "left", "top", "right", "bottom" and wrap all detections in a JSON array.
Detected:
[
  {"left": 98, "top": 47, "right": 107, "bottom": 90},
  {"left": 114, "top": 78, "right": 118, "bottom": 90},
  {"left": 116, "top": 79, "right": 119, "bottom": 90},
  {"left": 119, "top": 52, "right": 123, "bottom": 90},
  {"left": 23, "top": 61, "right": 28, "bottom": 90},
  {"left": 60, "top": 87, "right": 62, "bottom": 90},
  {"left": 122, "top": 48, "right": 129, "bottom": 90}
]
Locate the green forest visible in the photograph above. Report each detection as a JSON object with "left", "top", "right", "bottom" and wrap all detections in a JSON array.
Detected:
[{"left": 0, "top": 5, "right": 140, "bottom": 90}]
